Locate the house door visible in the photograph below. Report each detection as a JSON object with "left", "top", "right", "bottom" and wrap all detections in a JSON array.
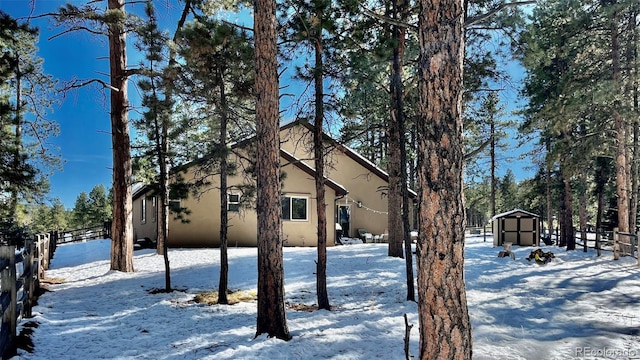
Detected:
[{"left": 337, "top": 205, "right": 351, "bottom": 237}]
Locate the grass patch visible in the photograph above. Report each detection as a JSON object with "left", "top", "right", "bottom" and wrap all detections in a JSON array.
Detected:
[
  {"left": 41, "top": 277, "right": 65, "bottom": 285},
  {"left": 194, "top": 289, "right": 257, "bottom": 305}
]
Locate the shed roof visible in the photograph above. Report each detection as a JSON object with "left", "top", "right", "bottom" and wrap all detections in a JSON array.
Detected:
[{"left": 490, "top": 209, "right": 540, "bottom": 222}]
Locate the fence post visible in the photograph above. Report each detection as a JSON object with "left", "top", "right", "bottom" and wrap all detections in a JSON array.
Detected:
[
  {"left": 37, "top": 235, "right": 45, "bottom": 279},
  {"left": 43, "top": 233, "right": 50, "bottom": 271},
  {"left": 23, "top": 238, "right": 36, "bottom": 318},
  {"left": 1, "top": 245, "right": 17, "bottom": 357},
  {"left": 613, "top": 227, "right": 620, "bottom": 260}
]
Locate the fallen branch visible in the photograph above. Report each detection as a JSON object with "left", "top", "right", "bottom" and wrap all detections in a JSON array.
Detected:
[{"left": 404, "top": 313, "right": 414, "bottom": 359}]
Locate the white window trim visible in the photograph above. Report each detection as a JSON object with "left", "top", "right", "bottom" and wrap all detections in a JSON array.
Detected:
[
  {"left": 141, "top": 198, "right": 147, "bottom": 224},
  {"left": 151, "top": 196, "right": 157, "bottom": 222},
  {"left": 228, "top": 193, "right": 241, "bottom": 212},
  {"left": 283, "top": 195, "right": 309, "bottom": 222}
]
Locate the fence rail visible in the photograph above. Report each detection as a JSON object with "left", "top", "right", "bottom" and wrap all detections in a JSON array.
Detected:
[
  {"left": 573, "top": 228, "right": 639, "bottom": 266},
  {"left": 1, "top": 233, "right": 53, "bottom": 359},
  {"left": 56, "top": 222, "right": 111, "bottom": 244},
  {"left": 613, "top": 229, "right": 638, "bottom": 262}
]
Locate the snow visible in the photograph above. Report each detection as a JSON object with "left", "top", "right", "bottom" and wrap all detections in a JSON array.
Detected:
[{"left": 13, "top": 235, "right": 640, "bottom": 359}]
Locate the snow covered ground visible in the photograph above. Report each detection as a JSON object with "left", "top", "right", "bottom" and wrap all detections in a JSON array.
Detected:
[{"left": 13, "top": 234, "right": 640, "bottom": 359}]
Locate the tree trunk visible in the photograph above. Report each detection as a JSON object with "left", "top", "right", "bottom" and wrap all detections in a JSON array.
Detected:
[
  {"left": 627, "top": 5, "right": 639, "bottom": 233},
  {"left": 578, "top": 175, "right": 587, "bottom": 252},
  {"left": 560, "top": 170, "right": 575, "bottom": 250},
  {"left": 218, "top": 69, "right": 229, "bottom": 305},
  {"left": 416, "top": 0, "right": 472, "bottom": 358},
  {"left": 10, "top": 54, "right": 21, "bottom": 219},
  {"left": 108, "top": 0, "right": 134, "bottom": 272},
  {"left": 387, "top": 0, "right": 407, "bottom": 258},
  {"left": 152, "top": 58, "right": 170, "bottom": 290},
  {"left": 612, "top": 5, "right": 630, "bottom": 234},
  {"left": 313, "top": 17, "right": 330, "bottom": 311},
  {"left": 545, "top": 140, "right": 554, "bottom": 239},
  {"left": 594, "top": 157, "right": 607, "bottom": 257},
  {"left": 490, "top": 114, "right": 496, "bottom": 217},
  {"left": 254, "top": 0, "right": 291, "bottom": 340}
]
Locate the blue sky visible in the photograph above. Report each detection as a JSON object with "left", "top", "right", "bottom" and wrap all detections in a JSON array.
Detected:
[
  {"left": 1, "top": 0, "right": 190, "bottom": 208},
  {"left": 2, "top": 0, "right": 536, "bottom": 209}
]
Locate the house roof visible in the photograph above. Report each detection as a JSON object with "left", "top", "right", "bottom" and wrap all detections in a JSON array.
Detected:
[
  {"left": 490, "top": 209, "right": 540, "bottom": 222},
  {"left": 281, "top": 120, "right": 418, "bottom": 199},
  {"left": 280, "top": 149, "right": 348, "bottom": 196},
  {"left": 169, "top": 120, "right": 415, "bottom": 198},
  {"left": 132, "top": 183, "right": 151, "bottom": 200}
]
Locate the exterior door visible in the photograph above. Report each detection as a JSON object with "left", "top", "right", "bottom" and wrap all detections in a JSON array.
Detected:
[{"left": 337, "top": 205, "right": 351, "bottom": 237}]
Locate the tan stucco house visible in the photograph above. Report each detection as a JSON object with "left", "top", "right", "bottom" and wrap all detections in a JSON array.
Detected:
[{"left": 132, "top": 121, "right": 414, "bottom": 248}]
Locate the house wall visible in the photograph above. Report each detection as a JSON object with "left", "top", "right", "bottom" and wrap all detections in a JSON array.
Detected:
[
  {"left": 280, "top": 125, "right": 389, "bottom": 238},
  {"left": 166, "top": 152, "right": 338, "bottom": 247},
  {"left": 132, "top": 194, "right": 158, "bottom": 242}
]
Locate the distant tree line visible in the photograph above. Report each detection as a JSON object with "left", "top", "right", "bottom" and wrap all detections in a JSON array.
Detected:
[{"left": 16, "top": 184, "right": 112, "bottom": 234}]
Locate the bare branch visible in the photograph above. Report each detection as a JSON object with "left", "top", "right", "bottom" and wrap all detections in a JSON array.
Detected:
[
  {"left": 221, "top": 19, "right": 253, "bottom": 33},
  {"left": 48, "top": 26, "right": 105, "bottom": 40},
  {"left": 465, "top": 136, "right": 493, "bottom": 160},
  {"left": 61, "top": 78, "right": 118, "bottom": 92},
  {"left": 465, "top": 1, "right": 537, "bottom": 27},
  {"left": 359, "top": 5, "right": 417, "bottom": 32}
]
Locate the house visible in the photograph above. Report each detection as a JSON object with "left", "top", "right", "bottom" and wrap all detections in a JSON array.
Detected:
[
  {"left": 132, "top": 183, "right": 159, "bottom": 244},
  {"left": 132, "top": 121, "right": 414, "bottom": 247},
  {"left": 490, "top": 209, "right": 541, "bottom": 247}
]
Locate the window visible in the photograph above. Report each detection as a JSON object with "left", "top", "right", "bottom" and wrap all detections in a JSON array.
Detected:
[
  {"left": 281, "top": 196, "right": 308, "bottom": 221},
  {"left": 141, "top": 198, "right": 147, "bottom": 223},
  {"left": 151, "top": 196, "right": 157, "bottom": 222},
  {"left": 228, "top": 193, "right": 240, "bottom": 212},
  {"left": 169, "top": 199, "right": 181, "bottom": 213}
]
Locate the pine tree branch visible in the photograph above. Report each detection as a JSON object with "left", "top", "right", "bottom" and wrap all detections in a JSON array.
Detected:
[
  {"left": 360, "top": 1, "right": 537, "bottom": 30},
  {"left": 48, "top": 26, "right": 105, "bottom": 40},
  {"left": 359, "top": 5, "right": 417, "bottom": 32},
  {"left": 62, "top": 78, "right": 118, "bottom": 92},
  {"left": 465, "top": 1, "right": 537, "bottom": 27},
  {"left": 465, "top": 136, "right": 493, "bottom": 160}
]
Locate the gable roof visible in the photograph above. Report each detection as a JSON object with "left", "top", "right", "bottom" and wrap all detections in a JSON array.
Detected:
[
  {"left": 281, "top": 120, "right": 417, "bottom": 198},
  {"left": 490, "top": 209, "right": 540, "bottom": 222},
  {"left": 280, "top": 149, "right": 348, "bottom": 196},
  {"left": 132, "top": 183, "right": 151, "bottom": 200}
]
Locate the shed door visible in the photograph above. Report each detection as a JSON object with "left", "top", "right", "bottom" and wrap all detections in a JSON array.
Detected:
[{"left": 501, "top": 217, "right": 523, "bottom": 245}]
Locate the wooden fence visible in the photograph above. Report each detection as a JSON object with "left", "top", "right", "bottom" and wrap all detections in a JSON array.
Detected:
[
  {"left": 56, "top": 222, "right": 111, "bottom": 244},
  {"left": 573, "top": 228, "right": 639, "bottom": 266},
  {"left": 613, "top": 228, "right": 639, "bottom": 264},
  {"left": 0, "top": 234, "right": 53, "bottom": 359}
]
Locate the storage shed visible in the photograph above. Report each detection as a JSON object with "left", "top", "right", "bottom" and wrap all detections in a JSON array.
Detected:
[{"left": 491, "top": 209, "right": 540, "bottom": 247}]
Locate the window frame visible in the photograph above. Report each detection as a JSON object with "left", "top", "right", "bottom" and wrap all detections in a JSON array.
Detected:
[
  {"left": 140, "top": 197, "right": 147, "bottom": 223},
  {"left": 228, "top": 193, "right": 240, "bottom": 212},
  {"left": 281, "top": 195, "right": 309, "bottom": 222},
  {"left": 169, "top": 198, "right": 181, "bottom": 213},
  {"left": 151, "top": 196, "right": 157, "bottom": 222}
]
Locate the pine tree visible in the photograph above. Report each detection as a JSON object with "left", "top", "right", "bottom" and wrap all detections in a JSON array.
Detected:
[
  {"left": 254, "top": 0, "right": 291, "bottom": 340},
  {"left": 416, "top": 0, "right": 472, "bottom": 358},
  {"left": 53, "top": 0, "right": 136, "bottom": 272},
  {"left": 174, "top": 11, "right": 255, "bottom": 301},
  {"left": 88, "top": 184, "right": 111, "bottom": 227},
  {"left": 73, "top": 192, "right": 91, "bottom": 229},
  {"left": 0, "top": 11, "right": 59, "bottom": 225}
]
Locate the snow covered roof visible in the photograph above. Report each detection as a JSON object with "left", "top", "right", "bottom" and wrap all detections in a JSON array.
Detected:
[
  {"left": 281, "top": 121, "right": 418, "bottom": 199},
  {"left": 490, "top": 208, "right": 540, "bottom": 222}
]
